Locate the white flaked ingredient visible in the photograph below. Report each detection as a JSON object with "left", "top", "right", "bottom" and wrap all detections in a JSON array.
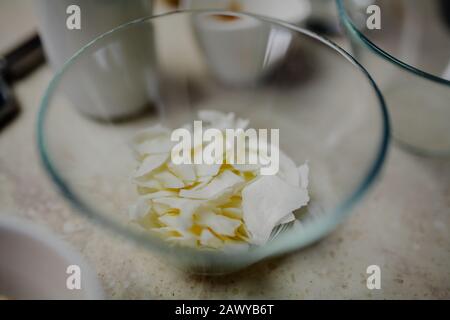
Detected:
[
  {"left": 167, "top": 162, "right": 196, "bottom": 182},
  {"left": 134, "top": 153, "right": 169, "bottom": 178},
  {"left": 298, "top": 163, "right": 309, "bottom": 189},
  {"left": 128, "top": 110, "right": 310, "bottom": 250},
  {"left": 134, "top": 178, "right": 162, "bottom": 190},
  {"left": 141, "top": 190, "right": 177, "bottom": 200},
  {"left": 158, "top": 214, "right": 192, "bottom": 232},
  {"left": 197, "top": 210, "right": 242, "bottom": 237},
  {"left": 242, "top": 175, "right": 309, "bottom": 245},
  {"left": 128, "top": 198, "right": 151, "bottom": 220},
  {"left": 153, "top": 171, "right": 185, "bottom": 189},
  {"left": 277, "top": 213, "right": 296, "bottom": 225},
  {"left": 194, "top": 163, "right": 222, "bottom": 178},
  {"left": 153, "top": 197, "right": 205, "bottom": 220},
  {"left": 200, "top": 229, "right": 223, "bottom": 248},
  {"left": 180, "top": 170, "right": 244, "bottom": 200}
]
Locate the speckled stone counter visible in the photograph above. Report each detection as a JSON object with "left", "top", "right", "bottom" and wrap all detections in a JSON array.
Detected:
[{"left": 1, "top": 65, "right": 449, "bottom": 299}]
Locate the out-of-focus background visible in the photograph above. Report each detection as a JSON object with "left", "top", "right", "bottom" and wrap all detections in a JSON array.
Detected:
[
  {"left": 0, "top": 0, "right": 449, "bottom": 299},
  {"left": 0, "top": 0, "right": 36, "bottom": 53}
]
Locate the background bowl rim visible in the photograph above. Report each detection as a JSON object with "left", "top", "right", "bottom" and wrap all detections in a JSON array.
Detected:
[{"left": 336, "top": 0, "right": 450, "bottom": 87}]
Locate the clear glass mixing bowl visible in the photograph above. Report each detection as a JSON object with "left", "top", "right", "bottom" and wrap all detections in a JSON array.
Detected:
[
  {"left": 337, "top": 0, "right": 450, "bottom": 156},
  {"left": 38, "top": 10, "right": 389, "bottom": 274}
]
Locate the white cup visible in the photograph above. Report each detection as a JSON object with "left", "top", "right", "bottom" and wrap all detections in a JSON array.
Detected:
[
  {"left": 186, "top": 0, "right": 311, "bottom": 85},
  {"left": 183, "top": 0, "right": 311, "bottom": 24},
  {"left": 35, "top": 0, "right": 156, "bottom": 120}
]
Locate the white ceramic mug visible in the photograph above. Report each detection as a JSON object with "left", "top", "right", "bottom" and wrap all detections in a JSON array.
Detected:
[
  {"left": 185, "top": 0, "right": 311, "bottom": 85},
  {"left": 34, "top": 0, "right": 156, "bottom": 120},
  {"left": 183, "top": 0, "right": 311, "bottom": 24}
]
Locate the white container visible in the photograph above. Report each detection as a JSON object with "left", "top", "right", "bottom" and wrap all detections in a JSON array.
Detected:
[
  {"left": 34, "top": 0, "right": 156, "bottom": 120},
  {"left": 0, "top": 216, "right": 103, "bottom": 299},
  {"left": 186, "top": 0, "right": 311, "bottom": 85},
  {"left": 183, "top": 0, "right": 311, "bottom": 24}
]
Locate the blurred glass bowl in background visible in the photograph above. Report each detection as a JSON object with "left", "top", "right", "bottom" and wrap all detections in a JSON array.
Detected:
[
  {"left": 337, "top": 0, "right": 450, "bottom": 156},
  {"left": 38, "top": 11, "right": 389, "bottom": 274}
]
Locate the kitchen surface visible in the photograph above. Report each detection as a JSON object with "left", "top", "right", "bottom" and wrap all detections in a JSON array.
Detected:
[{"left": 0, "top": 0, "right": 449, "bottom": 299}]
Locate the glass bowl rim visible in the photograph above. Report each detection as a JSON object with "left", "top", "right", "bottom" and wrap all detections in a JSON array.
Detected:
[
  {"left": 37, "top": 9, "right": 390, "bottom": 264},
  {"left": 336, "top": 0, "right": 450, "bottom": 87}
]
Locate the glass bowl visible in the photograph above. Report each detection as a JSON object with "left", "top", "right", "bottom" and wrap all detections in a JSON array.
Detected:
[
  {"left": 337, "top": 0, "right": 450, "bottom": 156},
  {"left": 38, "top": 10, "right": 389, "bottom": 274}
]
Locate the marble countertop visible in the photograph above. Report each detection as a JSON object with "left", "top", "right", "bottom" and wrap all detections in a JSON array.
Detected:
[{"left": 1, "top": 63, "right": 449, "bottom": 299}]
